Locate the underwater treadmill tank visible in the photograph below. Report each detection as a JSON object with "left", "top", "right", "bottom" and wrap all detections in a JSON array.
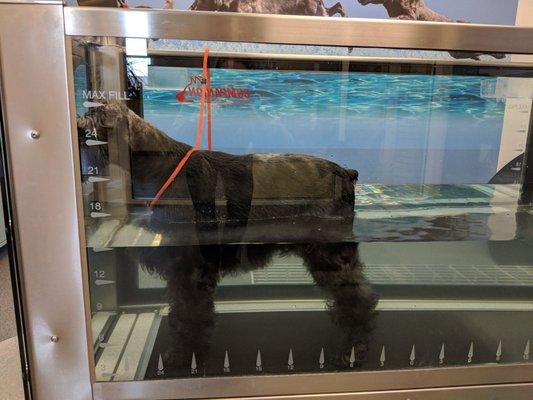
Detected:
[{"left": 73, "top": 38, "right": 533, "bottom": 381}]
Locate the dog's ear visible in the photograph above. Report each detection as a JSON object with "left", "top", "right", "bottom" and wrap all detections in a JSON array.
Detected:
[
  {"left": 76, "top": 115, "right": 88, "bottom": 129},
  {"left": 99, "top": 102, "right": 123, "bottom": 128}
]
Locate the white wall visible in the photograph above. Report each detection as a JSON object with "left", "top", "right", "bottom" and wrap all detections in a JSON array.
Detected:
[{"left": 496, "top": 0, "right": 533, "bottom": 171}]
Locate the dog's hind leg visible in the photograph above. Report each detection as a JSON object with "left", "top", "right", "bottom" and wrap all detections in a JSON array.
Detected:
[
  {"left": 299, "top": 242, "right": 378, "bottom": 368},
  {"left": 220, "top": 155, "right": 253, "bottom": 267},
  {"left": 164, "top": 246, "right": 219, "bottom": 373}
]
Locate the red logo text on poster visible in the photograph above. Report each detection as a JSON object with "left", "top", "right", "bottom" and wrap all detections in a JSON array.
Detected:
[{"left": 176, "top": 75, "right": 252, "bottom": 103}]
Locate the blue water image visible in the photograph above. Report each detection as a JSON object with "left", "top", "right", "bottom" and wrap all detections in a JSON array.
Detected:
[{"left": 142, "top": 69, "right": 507, "bottom": 185}]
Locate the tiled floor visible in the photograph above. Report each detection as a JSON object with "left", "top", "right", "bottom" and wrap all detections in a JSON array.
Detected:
[
  {"left": 0, "top": 337, "right": 23, "bottom": 400},
  {"left": 0, "top": 251, "right": 16, "bottom": 341},
  {"left": 0, "top": 252, "right": 24, "bottom": 400}
]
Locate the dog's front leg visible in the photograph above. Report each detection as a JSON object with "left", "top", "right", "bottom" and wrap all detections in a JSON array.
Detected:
[
  {"left": 186, "top": 155, "right": 220, "bottom": 262},
  {"left": 220, "top": 156, "right": 253, "bottom": 266},
  {"left": 165, "top": 247, "right": 219, "bottom": 374}
]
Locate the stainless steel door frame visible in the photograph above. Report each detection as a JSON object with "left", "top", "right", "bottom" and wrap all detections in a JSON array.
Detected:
[
  {"left": 0, "top": 1, "right": 93, "bottom": 400},
  {"left": 0, "top": 2, "right": 532, "bottom": 400},
  {"left": 0, "top": 81, "right": 31, "bottom": 400}
]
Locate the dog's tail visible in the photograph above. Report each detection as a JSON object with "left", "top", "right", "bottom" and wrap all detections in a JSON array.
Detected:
[{"left": 346, "top": 168, "right": 359, "bottom": 182}]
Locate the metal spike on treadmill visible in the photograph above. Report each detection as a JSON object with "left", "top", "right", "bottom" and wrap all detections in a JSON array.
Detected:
[
  {"left": 256, "top": 350, "right": 262, "bottom": 372},
  {"left": 224, "top": 350, "right": 230, "bottom": 373},
  {"left": 92, "top": 247, "right": 113, "bottom": 253},
  {"left": 83, "top": 101, "right": 105, "bottom": 108},
  {"left": 349, "top": 346, "right": 356, "bottom": 368},
  {"left": 524, "top": 340, "right": 530, "bottom": 361},
  {"left": 319, "top": 348, "right": 325, "bottom": 369},
  {"left": 439, "top": 343, "right": 446, "bottom": 365},
  {"left": 90, "top": 212, "right": 112, "bottom": 218},
  {"left": 287, "top": 348, "right": 294, "bottom": 371},
  {"left": 156, "top": 354, "right": 164, "bottom": 376},
  {"left": 379, "top": 346, "right": 386, "bottom": 367},
  {"left": 86, "top": 139, "right": 108, "bottom": 147},
  {"left": 191, "top": 352, "right": 198, "bottom": 375},
  {"left": 95, "top": 279, "right": 115, "bottom": 286},
  {"left": 496, "top": 340, "right": 502, "bottom": 362},
  {"left": 439, "top": 344, "right": 445, "bottom": 365},
  {"left": 409, "top": 345, "right": 416, "bottom": 366},
  {"left": 88, "top": 176, "right": 110, "bottom": 183},
  {"left": 468, "top": 342, "right": 474, "bottom": 364}
]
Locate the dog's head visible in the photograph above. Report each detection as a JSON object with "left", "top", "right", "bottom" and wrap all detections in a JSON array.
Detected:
[{"left": 77, "top": 101, "right": 127, "bottom": 143}]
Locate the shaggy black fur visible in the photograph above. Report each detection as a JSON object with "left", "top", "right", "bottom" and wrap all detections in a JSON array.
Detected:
[
  {"left": 78, "top": 102, "right": 378, "bottom": 371},
  {"left": 134, "top": 242, "right": 377, "bottom": 372}
]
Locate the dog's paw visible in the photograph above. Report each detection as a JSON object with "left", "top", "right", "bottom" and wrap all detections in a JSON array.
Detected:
[{"left": 163, "top": 349, "right": 190, "bottom": 369}]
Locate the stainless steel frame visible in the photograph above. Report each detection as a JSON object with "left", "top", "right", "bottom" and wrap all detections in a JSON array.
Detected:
[
  {"left": 96, "top": 383, "right": 533, "bottom": 400},
  {"left": 64, "top": 7, "right": 533, "bottom": 54},
  {"left": 147, "top": 49, "right": 533, "bottom": 68},
  {"left": 93, "top": 364, "right": 533, "bottom": 400},
  {"left": 0, "top": 1, "right": 532, "bottom": 399}
]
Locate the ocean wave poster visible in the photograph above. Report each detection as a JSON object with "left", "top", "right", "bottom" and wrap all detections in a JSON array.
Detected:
[
  {"left": 140, "top": 66, "right": 532, "bottom": 185},
  {"left": 72, "top": 0, "right": 530, "bottom": 185}
]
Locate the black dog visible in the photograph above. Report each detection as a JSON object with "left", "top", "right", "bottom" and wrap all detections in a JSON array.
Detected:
[{"left": 78, "top": 102, "right": 378, "bottom": 372}]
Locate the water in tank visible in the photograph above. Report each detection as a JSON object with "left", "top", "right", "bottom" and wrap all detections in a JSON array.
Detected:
[{"left": 72, "top": 35, "right": 533, "bottom": 381}]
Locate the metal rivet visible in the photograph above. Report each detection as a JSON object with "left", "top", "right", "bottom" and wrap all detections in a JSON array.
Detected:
[
  {"left": 30, "top": 129, "right": 40, "bottom": 140},
  {"left": 50, "top": 335, "right": 59, "bottom": 343}
]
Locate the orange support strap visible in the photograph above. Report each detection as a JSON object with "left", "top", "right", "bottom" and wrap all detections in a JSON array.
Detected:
[{"left": 149, "top": 48, "right": 212, "bottom": 208}]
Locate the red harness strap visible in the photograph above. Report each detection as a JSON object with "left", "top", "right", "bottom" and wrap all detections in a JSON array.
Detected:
[{"left": 149, "top": 48, "right": 213, "bottom": 209}]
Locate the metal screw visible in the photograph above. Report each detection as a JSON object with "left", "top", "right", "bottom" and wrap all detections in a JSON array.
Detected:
[
  {"left": 50, "top": 335, "right": 59, "bottom": 343},
  {"left": 30, "top": 130, "right": 40, "bottom": 140}
]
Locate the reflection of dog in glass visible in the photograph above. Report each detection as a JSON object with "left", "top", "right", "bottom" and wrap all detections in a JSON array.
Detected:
[
  {"left": 78, "top": 102, "right": 378, "bottom": 371},
  {"left": 357, "top": 0, "right": 506, "bottom": 61},
  {"left": 189, "top": 0, "right": 346, "bottom": 17}
]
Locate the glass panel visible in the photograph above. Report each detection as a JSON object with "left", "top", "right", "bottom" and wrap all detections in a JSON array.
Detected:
[{"left": 72, "top": 36, "right": 533, "bottom": 381}]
